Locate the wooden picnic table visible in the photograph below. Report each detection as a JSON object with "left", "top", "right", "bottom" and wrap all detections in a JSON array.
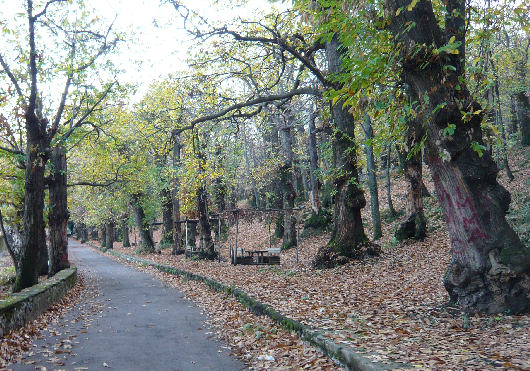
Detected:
[{"left": 245, "top": 249, "right": 269, "bottom": 264}]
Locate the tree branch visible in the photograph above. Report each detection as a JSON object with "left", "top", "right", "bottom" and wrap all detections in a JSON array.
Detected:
[{"left": 0, "top": 53, "right": 25, "bottom": 102}]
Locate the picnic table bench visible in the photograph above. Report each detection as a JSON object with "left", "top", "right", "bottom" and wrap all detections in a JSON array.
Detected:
[{"left": 231, "top": 247, "right": 281, "bottom": 265}]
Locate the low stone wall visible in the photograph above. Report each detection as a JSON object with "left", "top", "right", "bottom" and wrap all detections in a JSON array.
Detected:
[
  {"left": 0, "top": 267, "right": 77, "bottom": 337},
  {"left": 92, "top": 245, "right": 410, "bottom": 371}
]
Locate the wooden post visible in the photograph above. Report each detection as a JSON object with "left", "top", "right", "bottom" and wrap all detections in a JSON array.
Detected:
[{"left": 295, "top": 212, "right": 300, "bottom": 264}]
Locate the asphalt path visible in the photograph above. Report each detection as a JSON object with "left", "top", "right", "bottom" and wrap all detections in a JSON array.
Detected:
[{"left": 9, "top": 239, "right": 246, "bottom": 371}]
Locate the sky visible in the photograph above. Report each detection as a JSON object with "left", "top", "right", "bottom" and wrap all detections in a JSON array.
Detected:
[
  {"left": 86, "top": 0, "right": 280, "bottom": 99},
  {"left": 0, "top": 0, "right": 282, "bottom": 103}
]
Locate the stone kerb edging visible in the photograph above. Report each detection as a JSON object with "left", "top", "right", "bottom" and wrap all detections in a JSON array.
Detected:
[
  {"left": 0, "top": 267, "right": 77, "bottom": 337},
  {"left": 89, "top": 243, "right": 409, "bottom": 371}
]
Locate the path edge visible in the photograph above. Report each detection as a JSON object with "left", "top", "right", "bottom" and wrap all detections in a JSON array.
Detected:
[
  {"left": 0, "top": 266, "right": 77, "bottom": 337},
  {"left": 89, "top": 244, "right": 410, "bottom": 371}
]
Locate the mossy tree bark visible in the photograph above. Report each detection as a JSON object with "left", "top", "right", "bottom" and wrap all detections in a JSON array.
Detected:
[
  {"left": 385, "top": 0, "right": 530, "bottom": 313},
  {"left": 396, "top": 117, "right": 426, "bottom": 241},
  {"left": 48, "top": 146, "right": 70, "bottom": 276},
  {"left": 132, "top": 193, "right": 155, "bottom": 253}
]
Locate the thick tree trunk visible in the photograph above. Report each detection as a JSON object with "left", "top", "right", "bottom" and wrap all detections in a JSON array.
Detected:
[
  {"left": 14, "top": 114, "right": 47, "bottom": 292},
  {"left": 313, "top": 35, "right": 378, "bottom": 268},
  {"left": 105, "top": 222, "right": 115, "bottom": 250},
  {"left": 48, "top": 146, "right": 70, "bottom": 276},
  {"left": 101, "top": 227, "right": 106, "bottom": 248},
  {"left": 279, "top": 112, "right": 297, "bottom": 249},
  {"left": 386, "top": 0, "right": 530, "bottom": 313},
  {"left": 363, "top": 114, "right": 382, "bottom": 240},
  {"left": 132, "top": 193, "right": 155, "bottom": 253},
  {"left": 396, "top": 117, "right": 427, "bottom": 241},
  {"left": 121, "top": 217, "right": 130, "bottom": 247},
  {"left": 197, "top": 186, "right": 215, "bottom": 258},
  {"left": 308, "top": 111, "right": 321, "bottom": 214}
]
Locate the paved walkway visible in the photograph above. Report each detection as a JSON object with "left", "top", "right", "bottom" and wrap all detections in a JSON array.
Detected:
[{"left": 10, "top": 240, "right": 246, "bottom": 370}]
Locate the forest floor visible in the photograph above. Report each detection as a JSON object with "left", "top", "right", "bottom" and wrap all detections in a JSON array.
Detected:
[{"left": 97, "top": 146, "right": 530, "bottom": 370}]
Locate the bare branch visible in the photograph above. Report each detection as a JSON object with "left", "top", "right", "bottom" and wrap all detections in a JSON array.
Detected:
[{"left": 0, "top": 53, "right": 25, "bottom": 102}]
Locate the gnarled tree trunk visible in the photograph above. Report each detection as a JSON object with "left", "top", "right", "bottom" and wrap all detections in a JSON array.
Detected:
[
  {"left": 132, "top": 193, "right": 154, "bottom": 253},
  {"left": 48, "top": 146, "right": 70, "bottom": 276},
  {"left": 313, "top": 35, "right": 379, "bottom": 268},
  {"left": 386, "top": 0, "right": 530, "bottom": 313},
  {"left": 396, "top": 117, "right": 426, "bottom": 241}
]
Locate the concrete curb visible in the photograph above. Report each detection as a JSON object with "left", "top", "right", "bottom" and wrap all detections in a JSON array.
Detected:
[
  {"left": 90, "top": 244, "right": 410, "bottom": 370},
  {"left": 0, "top": 266, "right": 77, "bottom": 337}
]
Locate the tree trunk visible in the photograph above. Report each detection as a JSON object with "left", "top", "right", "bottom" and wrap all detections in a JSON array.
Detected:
[
  {"left": 132, "top": 193, "right": 154, "bottom": 253},
  {"left": 386, "top": 0, "right": 530, "bottom": 313},
  {"left": 509, "top": 94, "right": 519, "bottom": 135},
  {"left": 171, "top": 131, "right": 183, "bottom": 255},
  {"left": 308, "top": 111, "right": 322, "bottom": 214},
  {"left": 101, "top": 227, "right": 106, "bottom": 248},
  {"left": 105, "top": 222, "right": 115, "bottom": 250},
  {"left": 313, "top": 35, "right": 378, "bottom": 268},
  {"left": 48, "top": 146, "right": 70, "bottom": 276},
  {"left": 385, "top": 143, "right": 397, "bottom": 217},
  {"left": 14, "top": 114, "right": 47, "bottom": 291},
  {"left": 161, "top": 186, "right": 174, "bottom": 245},
  {"left": 121, "top": 217, "right": 130, "bottom": 247},
  {"left": 395, "top": 136, "right": 427, "bottom": 241},
  {"left": 362, "top": 114, "right": 382, "bottom": 240},
  {"left": 278, "top": 112, "right": 297, "bottom": 249},
  {"left": 197, "top": 186, "right": 215, "bottom": 257},
  {"left": 516, "top": 91, "right": 530, "bottom": 146}
]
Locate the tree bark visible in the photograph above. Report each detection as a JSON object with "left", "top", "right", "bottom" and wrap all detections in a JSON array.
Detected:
[
  {"left": 161, "top": 186, "right": 174, "bottom": 245},
  {"left": 105, "top": 222, "right": 115, "bottom": 250},
  {"left": 516, "top": 91, "right": 530, "bottom": 146},
  {"left": 101, "top": 227, "right": 106, "bottom": 248},
  {"left": 278, "top": 112, "right": 297, "bottom": 249},
  {"left": 121, "top": 216, "right": 130, "bottom": 247},
  {"left": 386, "top": 0, "right": 530, "bottom": 313},
  {"left": 14, "top": 112, "right": 47, "bottom": 291},
  {"left": 171, "top": 131, "right": 183, "bottom": 254},
  {"left": 308, "top": 111, "right": 321, "bottom": 214},
  {"left": 396, "top": 139, "right": 427, "bottom": 241},
  {"left": 197, "top": 186, "right": 215, "bottom": 257},
  {"left": 313, "top": 34, "right": 378, "bottom": 268},
  {"left": 132, "top": 193, "right": 155, "bottom": 253},
  {"left": 48, "top": 146, "right": 70, "bottom": 276},
  {"left": 363, "top": 114, "right": 382, "bottom": 240},
  {"left": 385, "top": 143, "right": 397, "bottom": 217},
  {"left": 509, "top": 94, "right": 519, "bottom": 135}
]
